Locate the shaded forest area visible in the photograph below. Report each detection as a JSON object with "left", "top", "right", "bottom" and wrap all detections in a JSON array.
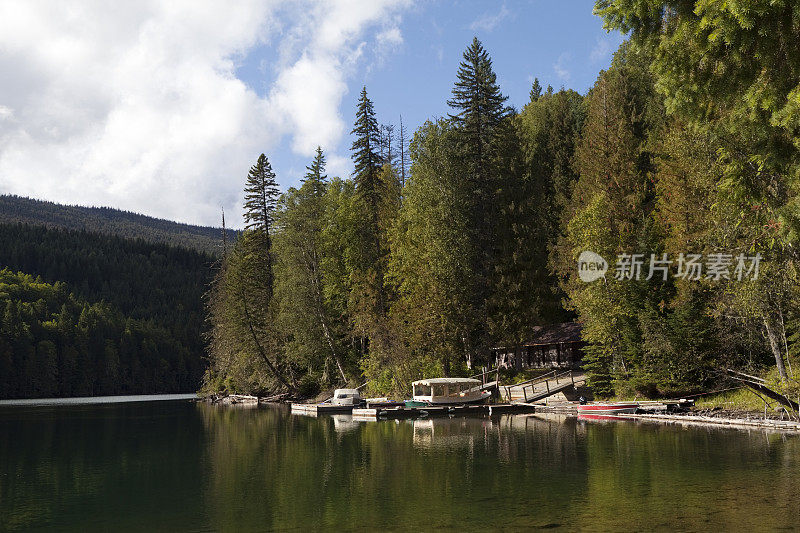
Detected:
[
  {"left": 0, "top": 270, "right": 202, "bottom": 398},
  {"left": 0, "top": 223, "right": 214, "bottom": 398},
  {"left": 207, "top": 1, "right": 800, "bottom": 401}
]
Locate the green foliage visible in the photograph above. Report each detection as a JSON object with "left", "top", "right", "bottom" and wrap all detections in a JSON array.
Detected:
[
  {"left": 387, "top": 119, "right": 474, "bottom": 379},
  {"left": 204, "top": 231, "right": 291, "bottom": 395},
  {"left": 206, "top": 16, "right": 800, "bottom": 400},
  {"left": 0, "top": 222, "right": 211, "bottom": 398},
  {"left": 595, "top": 0, "right": 800, "bottom": 385},
  {"left": 516, "top": 87, "right": 586, "bottom": 326},
  {"left": 348, "top": 88, "right": 393, "bottom": 330},
  {"left": 274, "top": 149, "right": 354, "bottom": 387},
  {"left": 243, "top": 153, "right": 280, "bottom": 299},
  {"left": 0, "top": 269, "right": 195, "bottom": 398}
]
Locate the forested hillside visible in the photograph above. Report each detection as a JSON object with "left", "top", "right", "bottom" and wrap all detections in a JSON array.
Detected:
[
  {"left": 206, "top": 6, "right": 800, "bottom": 402},
  {"left": 0, "top": 195, "right": 235, "bottom": 255},
  {"left": 0, "top": 223, "right": 215, "bottom": 398},
  {"left": 0, "top": 270, "right": 201, "bottom": 398}
]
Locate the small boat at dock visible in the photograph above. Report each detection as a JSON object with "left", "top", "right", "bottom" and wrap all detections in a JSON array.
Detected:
[
  {"left": 411, "top": 378, "right": 491, "bottom": 406},
  {"left": 577, "top": 402, "right": 638, "bottom": 414}
]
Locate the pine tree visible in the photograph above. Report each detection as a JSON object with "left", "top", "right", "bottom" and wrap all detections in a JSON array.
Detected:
[
  {"left": 243, "top": 153, "right": 280, "bottom": 298},
  {"left": 275, "top": 149, "right": 350, "bottom": 385},
  {"left": 529, "top": 77, "right": 542, "bottom": 102},
  {"left": 350, "top": 87, "right": 387, "bottom": 317},
  {"left": 446, "top": 37, "right": 513, "bottom": 368},
  {"left": 447, "top": 37, "right": 512, "bottom": 184},
  {"left": 351, "top": 87, "right": 384, "bottom": 204},
  {"left": 220, "top": 207, "right": 228, "bottom": 257},
  {"left": 302, "top": 146, "right": 327, "bottom": 199},
  {"left": 556, "top": 43, "right": 667, "bottom": 396}
]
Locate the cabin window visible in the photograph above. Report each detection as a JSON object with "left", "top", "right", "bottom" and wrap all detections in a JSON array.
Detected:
[{"left": 415, "top": 384, "right": 431, "bottom": 396}]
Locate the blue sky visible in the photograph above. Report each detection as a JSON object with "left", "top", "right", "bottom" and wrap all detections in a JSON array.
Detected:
[
  {"left": 237, "top": 1, "right": 625, "bottom": 195},
  {"left": 0, "top": 1, "right": 625, "bottom": 227}
]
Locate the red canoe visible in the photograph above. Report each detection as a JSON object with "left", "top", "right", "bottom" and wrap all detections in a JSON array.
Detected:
[{"left": 577, "top": 402, "right": 638, "bottom": 414}]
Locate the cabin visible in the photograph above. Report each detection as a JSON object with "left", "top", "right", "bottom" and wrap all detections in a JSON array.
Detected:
[{"left": 490, "top": 322, "right": 584, "bottom": 371}]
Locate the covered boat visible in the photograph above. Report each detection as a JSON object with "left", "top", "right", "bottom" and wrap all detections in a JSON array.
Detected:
[
  {"left": 576, "top": 402, "right": 638, "bottom": 414},
  {"left": 330, "top": 388, "right": 362, "bottom": 406},
  {"left": 411, "top": 378, "right": 491, "bottom": 405}
]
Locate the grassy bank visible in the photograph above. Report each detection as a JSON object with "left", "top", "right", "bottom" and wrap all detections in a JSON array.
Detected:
[{"left": 695, "top": 388, "right": 775, "bottom": 412}]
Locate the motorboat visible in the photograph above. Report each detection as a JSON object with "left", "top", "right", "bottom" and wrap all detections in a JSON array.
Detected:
[{"left": 330, "top": 388, "right": 362, "bottom": 406}]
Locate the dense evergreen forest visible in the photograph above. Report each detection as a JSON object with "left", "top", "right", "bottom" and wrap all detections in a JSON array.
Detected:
[
  {"left": 206, "top": 1, "right": 800, "bottom": 401},
  {"left": 0, "top": 270, "right": 201, "bottom": 398},
  {"left": 0, "top": 195, "right": 235, "bottom": 255},
  {"left": 0, "top": 223, "right": 214, "bottom": 398}
]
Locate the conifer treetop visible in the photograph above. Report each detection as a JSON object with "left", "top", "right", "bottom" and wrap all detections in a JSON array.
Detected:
[{"left": 243, "top": 153, "right": 280, "bottom": 233}]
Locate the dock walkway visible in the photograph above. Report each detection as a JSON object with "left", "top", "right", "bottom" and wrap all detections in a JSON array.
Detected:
[
  {"left": 290, "top": 402, "right": 536, "bottom": 419},
  {"left": 503, "top": 370, "right": 586, "bottom": 403}
]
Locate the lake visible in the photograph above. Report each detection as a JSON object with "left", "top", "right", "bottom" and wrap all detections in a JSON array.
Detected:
[{"left": 1, "top": 397, "right": 798, "bottom": 531}]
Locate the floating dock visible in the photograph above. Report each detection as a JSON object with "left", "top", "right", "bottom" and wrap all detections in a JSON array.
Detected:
[
  {"left": 290, "top": 403, "right": 355, "bottom": 415},
  {"left": 352, "top": 403, "right": 536, "bottom": 420}
]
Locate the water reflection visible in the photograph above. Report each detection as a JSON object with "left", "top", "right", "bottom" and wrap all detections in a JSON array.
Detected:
[
  {"left": 411, "top": 416, "right": 495, "bottom": 449},
  {"left": 1, "top": 401, "right": 798, "bottom": 532},
  {"left": 199, "top": 406, "right": 800, "bottom": 531}
]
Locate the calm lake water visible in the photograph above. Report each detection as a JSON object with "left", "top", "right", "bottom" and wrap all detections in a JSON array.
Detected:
[{"left": 1, "top": 398, "right": 798, "bottom": 532}]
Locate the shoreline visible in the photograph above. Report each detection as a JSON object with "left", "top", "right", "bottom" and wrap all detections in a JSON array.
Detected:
[{"left": 201, "top": 392, "right": 800, "bottom": 433}]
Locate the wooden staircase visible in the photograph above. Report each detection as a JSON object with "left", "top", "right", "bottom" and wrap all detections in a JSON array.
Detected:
[{"left": 503, "top": 370, "right": 585, "bottom": 403}]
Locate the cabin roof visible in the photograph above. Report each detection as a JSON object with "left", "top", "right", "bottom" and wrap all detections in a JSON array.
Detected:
[
  {"left": 521, "top": 322, "right": 583, "bottom": 347},
  {"left": 412, "top": 377, "right": 481, "bottom": 386}
]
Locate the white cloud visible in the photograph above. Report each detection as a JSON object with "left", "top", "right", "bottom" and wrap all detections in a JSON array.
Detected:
[
  {"left": 268, "top": 1, "right": 411, "bottom": 157},
  {"left": 590, "top": 36, "right": 612, "bottom": 63},
  {"left": 377, "top": 26, "right": 403, "bottom": 48},
  {"left": 553, "top": 52, "right": 571, "bottom": 83},
  {"left": 0, "top": 0, "right": 412, "bottom": 226},
  {"left": 469, "top": 4, "right": 510, "bottom": 32}
]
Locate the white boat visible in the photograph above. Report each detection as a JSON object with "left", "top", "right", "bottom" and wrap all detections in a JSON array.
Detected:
[
  {"left": 411, "top": 377, "right": 491, "bottom": 405},
  {"left": 330, "top": 388, "right": 362, "bottom": 406}
]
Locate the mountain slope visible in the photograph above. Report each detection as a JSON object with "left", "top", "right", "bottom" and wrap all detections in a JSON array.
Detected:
[
  {"left": 0, "top": 222, "right": 215, "bottom": 398},
  {"left": 0, "top": 195, "right": 235, "bottom": 255}
]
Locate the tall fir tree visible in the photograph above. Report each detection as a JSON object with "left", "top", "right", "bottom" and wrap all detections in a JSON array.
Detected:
[
  {"left": 529, "top": 77, "right": 543, "bottom": 102},
  {"left": 243, "top": 153, "right": 280, "bottom": 299},
  {"left": 446, "top": 37, "right": 513, "bottom": 368},
  {"left": 350, "top": 87, "right": 387, "bottom": 320},
  {"left": 302, "top": 146, "right": 327, "bottom": 199},
  {"left": 447, "top": 37, "right": 512, "bottom": 185},
  {"left": 275, "top": 149, "right": 352, "bottom": 386},
  {"left": 351, "top": 87, "right": 384, "bottom": 207}
]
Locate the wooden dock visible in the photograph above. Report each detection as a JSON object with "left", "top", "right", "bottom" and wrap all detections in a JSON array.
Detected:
[
  {"left": 290, "top": 403, "right": 355, "bottom": 415},
  {"left": 352, "top": 403, "right": 536, "bottom": 419}
]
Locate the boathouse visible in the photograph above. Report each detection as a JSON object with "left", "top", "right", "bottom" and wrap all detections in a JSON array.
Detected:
[{"left": 490, "top": 322, "right": 584, "bottom": 371}]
